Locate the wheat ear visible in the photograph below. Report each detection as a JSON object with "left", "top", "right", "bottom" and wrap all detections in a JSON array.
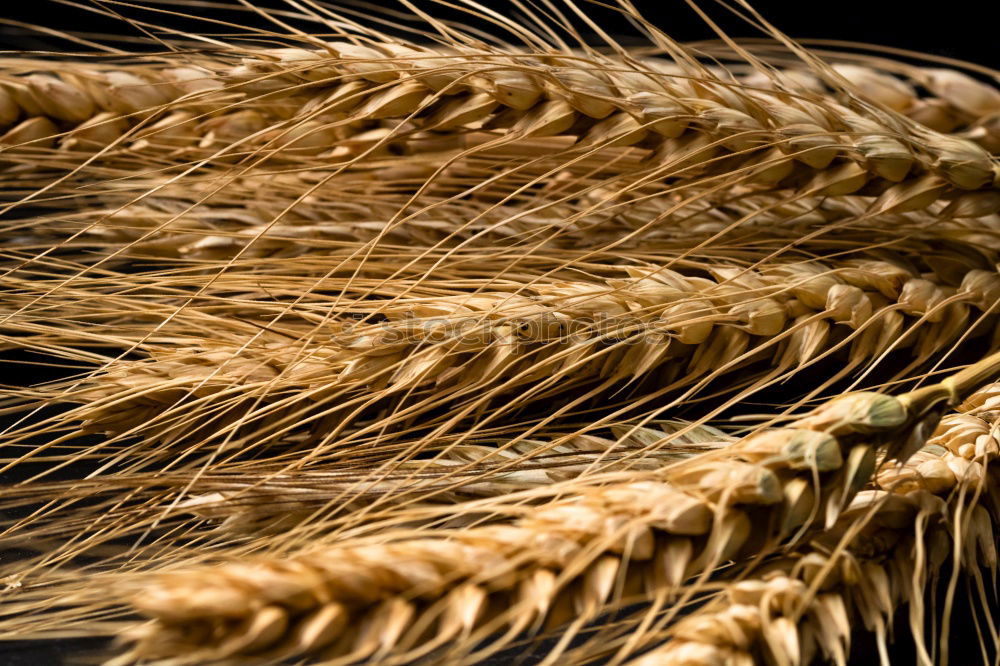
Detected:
[
  {"left": 23, "top": 165, "right": 1000, "bottom": 265},
  {"left": 3, "top": 43, "right": 999, "bottom": 210},
  {"left": 116, "top": 352, "right": 1000, "bottom": 663},
  {"left": 628, "top": 382, "right": 1000, "bottom": 666},
  {"left": 55, "top": 258, "right": 998, "bottom": 449}
]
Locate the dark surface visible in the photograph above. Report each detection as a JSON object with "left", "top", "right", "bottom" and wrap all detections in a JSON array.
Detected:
[
  {"left": 0, "top": 639, "right": 110, "bottom": 666},
  {"left": 1, "top": 1, "right": 998, "bottom": 664}
]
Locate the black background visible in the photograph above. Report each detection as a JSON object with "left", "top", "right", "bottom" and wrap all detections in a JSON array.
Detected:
[
  {"left": 1, "top": 0, "right": 998, "bottom": 66},
  {"left": 1, "top": 1, "right": 997, "bottom": 664}
]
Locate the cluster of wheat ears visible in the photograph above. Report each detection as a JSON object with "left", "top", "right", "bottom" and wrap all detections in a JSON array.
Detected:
[{"left": 2, "top": 1, "right": 1000, "bottom": 664}]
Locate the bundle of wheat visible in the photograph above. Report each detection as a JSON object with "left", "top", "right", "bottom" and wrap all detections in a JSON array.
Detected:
[{"left": 1, "top": 1, "right": 999, "bottom": 665}]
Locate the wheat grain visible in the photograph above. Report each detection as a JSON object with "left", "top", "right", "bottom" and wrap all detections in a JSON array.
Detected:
[{"left": 737, "top": 57, "right": 1000, "bottom": 151}]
